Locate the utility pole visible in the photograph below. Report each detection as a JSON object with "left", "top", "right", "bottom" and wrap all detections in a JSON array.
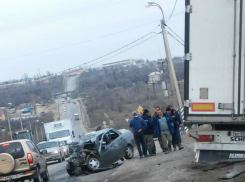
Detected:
[
  {"left": 6, "top": 109, "right": 13, "bottom": 140},
  {"left": 19, "top": 113, "right": 23, "bottom": 131},
  {"left": 160, "top": 20, "right": 182, "bottom": 109},
  {"left": 146, "top": 2, "right": 183, "bottom": 110},
  {"left": 57, "top": 103, "right": 60, "bottom": 120},
  {"left": 145, "top": 81, "right": 151, "bottom": 111},
  {"left": 35, "top": 125, "right": 39, "bottom": 142},
  {"left": 151, "top": 77, "right": 156, "bottom": 99},
  {"left": 40, "top": 126, "right": 43, "bottom": 140},
  {"left": 28, "top": 119, "right": 32, "bottom": 130}
]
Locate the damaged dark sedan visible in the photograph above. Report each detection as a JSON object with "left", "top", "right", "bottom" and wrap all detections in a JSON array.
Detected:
[{"left": 66, "top": 128, "right": 135, "bottom": 176}]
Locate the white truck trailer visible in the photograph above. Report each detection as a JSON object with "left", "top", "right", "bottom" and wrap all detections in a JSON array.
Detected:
[
  {"left": 184, "top": 0, "right": 245, "bottom": 162},
  {"left": 44, "top": 119, "right": 75, "bottom": 144}
]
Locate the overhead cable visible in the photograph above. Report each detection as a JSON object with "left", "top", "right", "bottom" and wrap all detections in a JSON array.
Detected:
[{"left": 166, "top": 0, "right": 178, "bottom": 22}]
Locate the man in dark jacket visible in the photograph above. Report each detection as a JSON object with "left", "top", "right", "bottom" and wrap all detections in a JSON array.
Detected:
[
  {"left": 142, "top": 109, "right": 155, "bottom": 156},
  {"left": 155, "top": 109, "right": 174, "bottom": 154},
  {"left": 129, "top": 111, "right": 148, "bottom": 158},
  {"left": 166, "top": 107, "right": 184, "bottom": 151}
]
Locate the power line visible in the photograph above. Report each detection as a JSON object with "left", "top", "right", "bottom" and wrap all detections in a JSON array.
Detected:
[
  {"left": 0, "top": 0, "right": 123, "bottom": 32},
  {"left": 0, "top": 21, "right": 160, "bottom": 62},
  {"left": 0, "top": 31, "right": 160, "bottom": 89},
  {"left": 0, "top": 33, "right": 160, "bottom": 90},
  {"left": 166, "top": 0, "right": 178, "bottom": 22},
  {"left": 167, "top": 31, "right": 184, "bottom": 46},
  {"left": 165, "top": 24, "right": 184, "bottom": 43},
  {"left": 89, "top": 33, "right": 160, "bottom": 67},
  {"left": 61, "top": 32, "right": 160, "bottom": 71}
]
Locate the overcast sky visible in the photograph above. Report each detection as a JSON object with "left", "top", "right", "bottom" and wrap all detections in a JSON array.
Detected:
[{"left": 0, "top": 0, "right": 184, "bottom": 81}]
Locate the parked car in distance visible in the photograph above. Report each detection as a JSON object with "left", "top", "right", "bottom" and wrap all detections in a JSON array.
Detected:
[
  {"left": 37, "top": 141, "right": 65, "bottom": 163},
  {"left": 59, "top": 141, "right": 70, "bottom": 158},
  {"left": 74, "top": 113, "right": 79, "bottom": 120},
  {"left": 0, "top": 139, "right": 49, "bottom": 182},
  {"left": 66, "top": 128, "right": 135, "bottom": 175}
]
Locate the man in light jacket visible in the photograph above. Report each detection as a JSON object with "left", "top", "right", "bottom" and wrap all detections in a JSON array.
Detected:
[{"left": 155, "top": 109, "right": 174, "bottom": 154}]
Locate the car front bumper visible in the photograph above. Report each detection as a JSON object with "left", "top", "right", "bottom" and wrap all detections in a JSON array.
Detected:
[{"left": 45, "top": 154, "right": 61, "bottom": 161}]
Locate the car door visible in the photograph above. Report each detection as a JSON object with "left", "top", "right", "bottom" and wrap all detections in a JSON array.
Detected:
[
  {"left": 31, "top": 141, "right": 46, "bottom": 172},
  {"left": 99, "top": 132, "right": 118, "bottom": 167},
  {"left": 26, "top": 141, "right": 45, "bottom": 173},
  {"left": 108, "top": 130, "right": 125, "bottom": 159}
]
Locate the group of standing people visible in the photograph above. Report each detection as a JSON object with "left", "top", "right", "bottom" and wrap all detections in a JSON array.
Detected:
[{"left": 129, "top": 106, "right": 183, "bottom": 158}]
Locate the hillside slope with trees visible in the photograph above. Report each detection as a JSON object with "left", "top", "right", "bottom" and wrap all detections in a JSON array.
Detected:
[{"left": 77, "top": 58, "right": 184, "bottom": 129}]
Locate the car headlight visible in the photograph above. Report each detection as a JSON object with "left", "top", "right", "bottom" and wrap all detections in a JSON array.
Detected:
[
  {"left": 54, "top": 150, "right": 59, "bottom": 154},
  {"left": 63, "top": 149, "right": 66, "bottom": 152}
]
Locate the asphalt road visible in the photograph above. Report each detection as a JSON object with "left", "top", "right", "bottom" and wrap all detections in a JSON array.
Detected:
[
  {"left": 48, "top": 76, "right": 118, "bottom": 182},
  {"left": 65, "top": 76, "right": 77, "bottom": 92}
]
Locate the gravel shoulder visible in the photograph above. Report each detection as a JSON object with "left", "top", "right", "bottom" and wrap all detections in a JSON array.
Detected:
[{"left": 106, "top": 133, "right": 245, "bottom": 182}]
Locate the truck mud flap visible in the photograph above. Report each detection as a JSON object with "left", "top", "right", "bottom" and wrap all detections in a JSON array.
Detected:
[{"left": 198, "top": 150, "right": 245, "bottom": 163}]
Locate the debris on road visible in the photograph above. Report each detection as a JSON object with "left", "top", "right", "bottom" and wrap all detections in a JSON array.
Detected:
[{"left": 221, "top": 164, "right": 245, "bottom": 179}]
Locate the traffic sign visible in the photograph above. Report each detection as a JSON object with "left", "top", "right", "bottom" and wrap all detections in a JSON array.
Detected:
[{"left": 137, "top": 106, "right": 143, "bottom": 113}]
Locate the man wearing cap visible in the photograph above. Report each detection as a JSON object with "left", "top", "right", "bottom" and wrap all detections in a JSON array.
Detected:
[
  {"left": 129, "top": 111, "right": 148, "bottom": 158},
  {"left": 155, "top": 109, "right": 174, "bottom": 154},
  {"left": 141, "top": 109, "right": 155, "bottom": 156},
  {"left": 96, "top": 124, "right": 103, "bottom": 131},
  {"left": 166, "top": 107, "right": 184, "bottom": 151}
]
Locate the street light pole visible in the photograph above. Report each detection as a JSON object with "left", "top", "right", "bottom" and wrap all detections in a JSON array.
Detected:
[
  {"left": 6, "top": 109, "right": 13, "bottom": 140},
  {"left": 19, "top": 113, "right": 23, "bottom": 131},
  {"left": 36, "top": 120, "right": 39, "bottom": 142},
  {"left": 40, "top": 122, "right": 44, "bottom": 140},
  {"left": 146, "top": 2, "right": 183, "bottom": 109},
  {"left": 35, "top": 125, "right": 39, "bottom": 142}
]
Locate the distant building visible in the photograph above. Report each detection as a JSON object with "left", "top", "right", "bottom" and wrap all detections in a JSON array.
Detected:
[
  {"left": 102, "top": 60, "right": 134, "bottom": 68},
  {"left": 148, "top": 72, "right": 162, "bottom": 84},
  {"left": 133, "top": 60, "right": 145, "bottom": 68},
  {"left": 63, "top": 68, "right": 86, "bottom": 76}
]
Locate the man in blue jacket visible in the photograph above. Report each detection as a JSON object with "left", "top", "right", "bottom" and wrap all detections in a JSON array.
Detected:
[
  {"left": 129, "top": 111, "right": 148, "bottom": 158},
  {"left": 166, "top": 107, "right": 184, "bottom": 151},
  {"left": 155, "top": 109, "right": 174, "bottom": 154},
  {"left": 142, "top": 109, "right": 155, "bottom": 156}
]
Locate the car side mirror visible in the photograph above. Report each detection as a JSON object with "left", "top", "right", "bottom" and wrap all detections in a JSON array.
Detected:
[{"left": 40, "top": 149, "right": 47, "bottom": 155}]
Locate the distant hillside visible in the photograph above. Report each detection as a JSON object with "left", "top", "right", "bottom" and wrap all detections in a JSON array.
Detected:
[
  {"left": 77, "top": 58, "right": 184, "bottom": 129},
  {"left": 0, "top": 76, "right": 64, "bottom": 107}
]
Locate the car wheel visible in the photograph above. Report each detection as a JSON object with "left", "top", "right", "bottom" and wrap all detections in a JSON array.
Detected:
[
  {"left": 43, "top": 168, "right": 49, "bottom": 182},
  {"left": 87, "top": 156, "right": 101, "bottom": 171},
  {"left": 58, "top": 154, "right": 62, "bottom": 163},
  {"left": 66, "top": 150, "right": 70, "bottom": 158},
  {"left": 33, "top": 168, "right": 43, "bottom": 182},
  {"left": 125, "top": 145, "right": 134, "bottom": 159},
  {"left": 66, "top": 162, "right": 74, "bottom": 176}
]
